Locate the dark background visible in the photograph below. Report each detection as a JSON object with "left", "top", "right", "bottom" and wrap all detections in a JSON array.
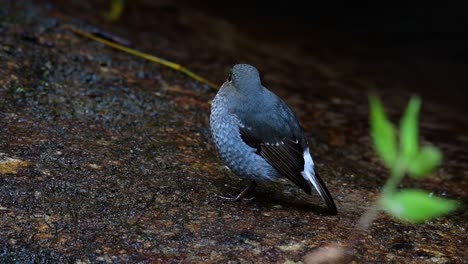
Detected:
[
  {"left": 80, "top": 0, "right": 467, "bottom": 115},
  {"left": 184, "top": 2, "right": 468, "bottom": 112}
]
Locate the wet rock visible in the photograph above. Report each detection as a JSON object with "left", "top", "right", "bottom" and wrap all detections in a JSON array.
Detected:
[{"left": 0, "top": 0, "right": 466, "bottom": 263}]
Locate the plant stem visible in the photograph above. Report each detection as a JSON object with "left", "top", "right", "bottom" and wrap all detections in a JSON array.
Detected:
[
  {"left": 381, "top": 159, "right": 407, "bottom": 198},
  {"left": 356, "top": 159, "right": 407, "bottom": 231},
  {"left": 356, "top": 202, "right": 380, "bottom": 232}
]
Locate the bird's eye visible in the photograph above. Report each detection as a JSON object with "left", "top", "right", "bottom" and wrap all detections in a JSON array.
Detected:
[{"left": 227, "top": 72, "right": 232, "bottom": 82}]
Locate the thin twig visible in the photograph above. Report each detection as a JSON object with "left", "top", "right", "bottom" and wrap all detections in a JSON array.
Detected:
[{"left": 64, "top": 25, "right": 219, "bottom": 90}]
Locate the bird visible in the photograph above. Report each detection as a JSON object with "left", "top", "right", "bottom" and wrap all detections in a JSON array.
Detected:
[{"left": 209, "top": 64, "right": 337, "bottom": 215}]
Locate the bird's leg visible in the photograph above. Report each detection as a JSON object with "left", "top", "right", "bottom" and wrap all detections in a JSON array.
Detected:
[
  {"left": 232, "top": 181, "right": 257, "bottom": 201},
  {"left": 216, "top": 181, "right": 257, "bottom": 201}
]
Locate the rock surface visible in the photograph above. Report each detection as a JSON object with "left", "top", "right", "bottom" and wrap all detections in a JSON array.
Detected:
[{"left": 0, "top": 1, "right": 466, "bottom": 263}]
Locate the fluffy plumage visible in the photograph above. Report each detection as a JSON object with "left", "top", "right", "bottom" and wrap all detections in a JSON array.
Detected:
[{"left": 210, "top": 64, "right": 337, "bottom": 215}]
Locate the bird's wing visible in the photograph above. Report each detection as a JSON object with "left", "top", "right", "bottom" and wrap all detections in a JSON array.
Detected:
[
  {"left": 233, "top": 89, "right": 337, "bottom": 214},
  {"left": 239, "top": 121, "right": 312, "bottom": 195}
]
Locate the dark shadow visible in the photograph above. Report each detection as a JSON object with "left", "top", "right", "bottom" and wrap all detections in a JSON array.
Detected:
[{"left": 214, "top": 179, "right": 338, "bottom": 216}]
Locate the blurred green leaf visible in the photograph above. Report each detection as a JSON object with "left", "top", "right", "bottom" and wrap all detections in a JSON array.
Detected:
[
  {"left": 369, "top": 94, "right": 398, "bottom": 168},
  {"left": 105, "top": 0, "right": 125, "bottom": 22},
  {"left": 407, "top": 145, "right": 442, "bottom": 178},
  {"left": 382, "top": 189, "right": 458, "bottom": 224},
  {"left": 400, "top": 96, "right": 421, "bottom": 162}
]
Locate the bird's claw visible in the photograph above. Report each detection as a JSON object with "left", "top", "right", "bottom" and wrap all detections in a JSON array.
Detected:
[{"left": 213, "top": 193, "right": 255, "bottom": 202}]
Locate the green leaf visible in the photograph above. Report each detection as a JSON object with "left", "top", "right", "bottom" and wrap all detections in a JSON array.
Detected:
[
  {"left": 382, "top": 189, "right": 458, "bottom": 224},
  {"left": 407, "top": 145, "right": 442, "bottom": 178},
  {"left": 400, "top": 96, "right": 421, "bottom": 162},
  {"left": 369, "top": 94, "right": 398, "bottom": 168}
]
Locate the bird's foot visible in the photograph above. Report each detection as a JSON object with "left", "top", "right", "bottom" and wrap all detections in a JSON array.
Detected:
[
  {"left": 215, "top": 181, "right": 257, "bottom": 202},
  {"left": 214, "top": 193, "right": 255, "bottom": 202}
]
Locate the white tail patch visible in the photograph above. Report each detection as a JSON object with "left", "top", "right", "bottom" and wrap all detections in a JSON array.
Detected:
[{"left": 301, "top": 148, "right": 323, "bottom": 197}]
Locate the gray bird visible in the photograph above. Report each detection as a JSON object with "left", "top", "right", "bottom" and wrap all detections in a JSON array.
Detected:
[{"left": 210, "top": 64, "right": 337, "bottom": 215}]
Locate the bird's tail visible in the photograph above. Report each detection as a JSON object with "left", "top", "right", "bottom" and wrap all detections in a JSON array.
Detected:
[
  {"left": 302, "top": 148, "right": 337, "bottom": 215},
  {"left": 304, "top": 169, "right": 338, "bottom": 215}
]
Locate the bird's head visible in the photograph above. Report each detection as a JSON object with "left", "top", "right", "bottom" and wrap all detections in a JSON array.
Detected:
[{"left": 226, "top": 64, "right": 262, "bottom": 93}]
